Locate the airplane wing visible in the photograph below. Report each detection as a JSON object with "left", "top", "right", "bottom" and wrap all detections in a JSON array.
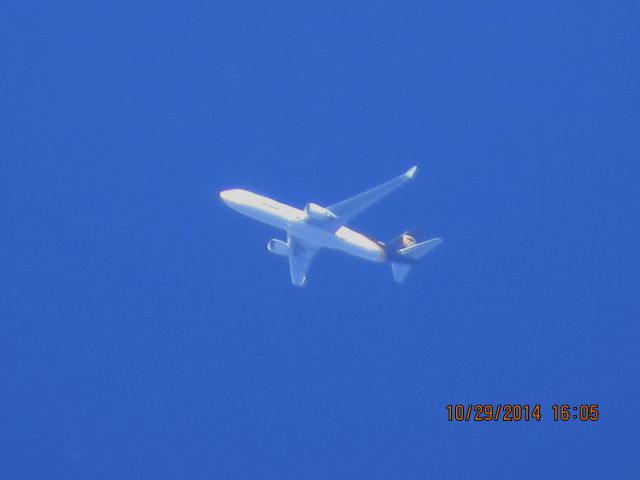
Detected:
[
  {"left": 327, "top": 166, "right": 418, "bottom": 224},
  {"left": 287, "top": 234, "right": 319, "bottom": 287}
]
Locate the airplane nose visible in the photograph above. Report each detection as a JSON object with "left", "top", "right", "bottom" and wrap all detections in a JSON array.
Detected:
[
  {"left": 219, "top": 188, "right": 249, "bottom": 207},
  {"left": 219, "top": 189, "right": 233, "bottom": 203}
]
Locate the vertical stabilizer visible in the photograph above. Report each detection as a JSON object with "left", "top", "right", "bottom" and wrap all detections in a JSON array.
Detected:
[
  {"left": 391, "top": 263, "right": 412, "bottom": 283},
  {"left": 386, "top": 235, "right": 443, "bottom": 283}
]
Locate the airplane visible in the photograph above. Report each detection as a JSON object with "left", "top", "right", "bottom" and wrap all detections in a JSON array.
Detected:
[{"left": 219, "top": 166, "right": 442, "bottom": 286}]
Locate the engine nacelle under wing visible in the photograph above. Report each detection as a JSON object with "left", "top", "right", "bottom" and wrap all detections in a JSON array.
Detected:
[
  {"left": 267, "top": 238, "right": 290, "bottom": 256},
  {"left": 304, "top": 202, "right": 337, "bottom": 221}
]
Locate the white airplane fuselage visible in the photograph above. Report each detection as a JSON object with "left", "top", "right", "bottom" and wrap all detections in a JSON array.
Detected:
[{"left": 219, "top": 189, "right": 385, "bottom": 262}]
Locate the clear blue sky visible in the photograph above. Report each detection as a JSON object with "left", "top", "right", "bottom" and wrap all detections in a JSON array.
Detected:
[{"left": 2, "top": 1, "right": 639, "bottom": 478}]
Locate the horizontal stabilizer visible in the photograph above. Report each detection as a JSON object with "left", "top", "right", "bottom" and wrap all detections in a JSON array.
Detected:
[
  {"left": 397, "top": 237, "right": 443, "bottom": 260},
  {"left": 388, "top": 236, "right": 442, "bottom": 283}
]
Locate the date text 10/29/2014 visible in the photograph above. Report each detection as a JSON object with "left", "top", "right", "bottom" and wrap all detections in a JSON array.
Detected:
[{"left": 446, "top": 404, "right": 599, "bottom": 422}]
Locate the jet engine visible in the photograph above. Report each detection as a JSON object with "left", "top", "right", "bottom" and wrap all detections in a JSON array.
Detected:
[
  {"left": 267, "top": 238, "right": 290, "bottom": 256},
  {"left": 304, "top": 202, "right": 337, "bottom": 220}
]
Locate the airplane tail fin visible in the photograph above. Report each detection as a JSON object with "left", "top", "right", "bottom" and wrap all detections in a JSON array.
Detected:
[
  {"left": 385, "top": 231, "right": 442, "bottom": 283},
  {"left": 391, "top": 262, "right": 413, "bottom": 283}
]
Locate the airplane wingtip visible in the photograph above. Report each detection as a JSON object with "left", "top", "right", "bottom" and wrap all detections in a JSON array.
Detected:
[{"left": 405, "top": 165, "right": 418, "bottom": 179}]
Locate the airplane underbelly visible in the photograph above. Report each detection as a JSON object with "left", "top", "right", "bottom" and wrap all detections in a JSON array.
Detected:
[
  {"left": 337, "top": 240, "right": 384, "bottom": 262},
  {"left": 233, "top": 204, "right": 291, "bottom": 229},
  {"left": 335, "top": 226, "right": 385, "bottom": 262},
  {"left": 287, "top": 223, "right": 384, "bottom": 262}
]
